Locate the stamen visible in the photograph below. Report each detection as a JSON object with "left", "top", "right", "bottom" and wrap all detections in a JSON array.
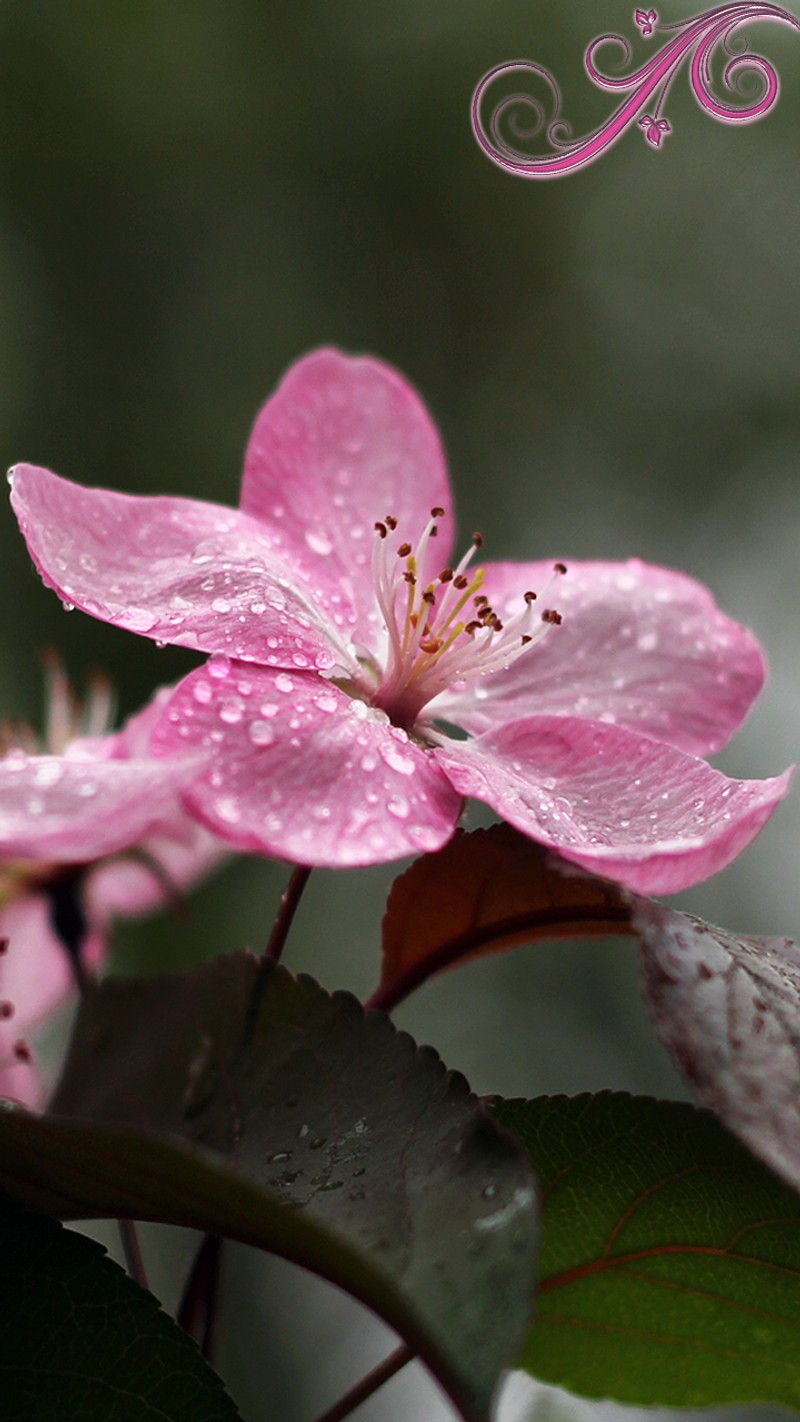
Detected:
[{"left": 370, "top": 507, "right": 565, "bottom": 730}]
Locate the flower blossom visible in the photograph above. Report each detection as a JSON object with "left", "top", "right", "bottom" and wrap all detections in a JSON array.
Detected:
[
  {"left": 8, "top": 349, "right": 791, "bottom": 892},
  {"left": 0, "top": 663, "right": 225, "bottom": 1105}
]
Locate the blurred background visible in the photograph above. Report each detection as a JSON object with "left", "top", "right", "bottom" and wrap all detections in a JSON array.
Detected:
[{"left": 0, "top": 2, "right": 798, "bottom": 1418}]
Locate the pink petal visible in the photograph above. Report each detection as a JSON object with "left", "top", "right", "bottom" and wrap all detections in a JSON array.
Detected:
[
  {"left": 151, "top": 663, "right": 462, "bottom": 867},
  {"left": 0, "top": 896, "right": 105, "bottom": 1108},
  {"left": 0, "top": 751, "right": 201, "bottom": 861},
  {"left": 89, "top": 815, "right": 227, "bottom": 917},
  {"left": 434, "top": 715, "right": 792, "bottom": 894},
  {"left": 434, "top": 559, "right": 766, "bottom": 756},
  {"left": 240, "top": 349, "right": 454, "bottom": 645},
  {"left": 10, "top": 464, "right": 357, "bottom": 674}
]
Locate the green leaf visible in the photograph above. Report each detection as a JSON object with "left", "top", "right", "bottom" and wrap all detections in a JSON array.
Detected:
[
  {"left": 0, "top": 955, "right": 537, "bottom": 1422},
  {"left": 0, "top": 1194, "right": 241, "bottom": 1421},
  {"left": 493, "top": 1092, "right": 800, "bottom": 1411}
]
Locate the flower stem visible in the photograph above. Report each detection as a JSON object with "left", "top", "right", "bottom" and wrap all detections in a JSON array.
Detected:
[
  {"left": 177, "top": 1233, "right": 223, "bottom": 1362},
  {"left": 118, "top": 1217, "right": 148, "bottom": 1290},
  {"left": 308, "top": 1343, "right": 415, "bottom": 1422},
  {"left": 265, "top": 863, "right": 312, "bottom": 963}
]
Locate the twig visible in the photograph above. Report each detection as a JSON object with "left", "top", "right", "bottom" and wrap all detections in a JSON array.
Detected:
[{"left": 308, "top": 1343, "right": 415, "bottom": 1422}]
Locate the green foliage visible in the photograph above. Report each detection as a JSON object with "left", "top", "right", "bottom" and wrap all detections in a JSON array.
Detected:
[
  {"left": 0, "top": 955, "right": 538, "bottom": 1422},
  {"left": 0, "top": 1194, "right": 241, "bottom": 1421},
  {"left": 495, "top": 1092, "right": 800, "bottom": 1410}
]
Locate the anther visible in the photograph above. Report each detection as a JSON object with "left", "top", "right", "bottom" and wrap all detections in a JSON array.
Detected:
[
  {"left": 521, "top": 635, "right": 533, "bottom": 645},
  {"left": 524, "top": 590, "right": 537, "bottom": 604},
  {"left": 374, "top": 522, "right": 387, "bottom": 539},
  {"left": 465, "top": 620, "right": 481, "bottom": 635},
  {"left": 473, "top": 531, "right": 484, "bottom": 548},
  {"left": 13, "top": 1040, "right": 31, "bottom": 1062},
  {"left": 430, "top": 526, "right": 439, "bottom": 537},
  {"left": 0, "top": 938, "right": 7, "bottom": 956},
  {"left": 403, "top": 571, "right": 416, "bottom": 585},
  {"left": 420, "top": 637, "right": 442, "bottom": 654},
  {"left": 422, "top": 589, "right": 436, "bottom": 606},
  {"left": 0, "top": 1001, "right": 14, "bottom": 1019},
  {"left": 439, "top": 568, "right": 454, "bottom": 583},
  {"left": 453, "top": 575, "right": 468, "bottom": 590},
  {"left": 431, "top": 506, "right": 445, "bottom": 518},
  {"left": 554, "top": 562, "right": 567, "bottom": 575},
  {"left": 474, "top": 594, "right": 488, "bottom": 607},
  {"left": 397, "top": 542, "right": 412, "bottom": 557},
  {"left": 542, "top": 609, "right": 562, "bottom": 625},
  {"left": 385, "top": 515, "right": 398, "bottom": 531}
]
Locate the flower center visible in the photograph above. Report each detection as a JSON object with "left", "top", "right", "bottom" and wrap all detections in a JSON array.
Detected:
[{"left": 368, "top": 508, "right": 565, "bottom": 731}]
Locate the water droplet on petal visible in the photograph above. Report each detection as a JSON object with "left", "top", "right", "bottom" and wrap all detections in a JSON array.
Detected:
[
  {"left": 208, "top": 656, "right": 231, "bottom": 680},
  {"left": 249, "top": 720, "right": 275, "bottom": 747},
  {"left": 305, "top": 529, "right": 333, "bottom": 556},
  {"left": 275, "top": 673, "right": 294, "bottom": 694}
]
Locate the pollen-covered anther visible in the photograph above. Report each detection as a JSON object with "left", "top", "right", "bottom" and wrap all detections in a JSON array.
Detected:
[
  {"left": 542, "top": 608, "right": 563, "bottom": 625},
  {"left": 385, "top": 515, "right": 398, "bottom": 531},
  {"left": 397, "top": 542, "right": 412, "bottom": 558},
  {"left": 422, "top": 589, "right": 436, "bottom": 606},
  {"left": 439, "top": 568, "right": 454, "bottom": 583},
  {"left": 374, "top": 521, "right": 387, "bottom": 538},
  {"left": 431, "top": 506, "right": 445, "bottom": 518},
  {"left": 453, "top": 575, "right": 469, "bottom": 590},
  {"left": 524, "top": 590, "right": 537, "bottom": 604},
  {"left": 554, "top": 561, "right": 568, "bottom": 575}
]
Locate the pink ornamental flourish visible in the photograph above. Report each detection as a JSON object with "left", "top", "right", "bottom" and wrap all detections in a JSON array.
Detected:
[
  {"left": 472, "top": 3, "right": 800, "bottom": 178},
  {"left": 8, "top": 349, "right": 792, "bottom": 892},
  {"left": 0, "top": 667, "right": 225, "bottom": 1105}
]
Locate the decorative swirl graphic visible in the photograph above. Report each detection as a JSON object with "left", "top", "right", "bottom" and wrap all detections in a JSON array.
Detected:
[{"left": 472, "top": 3, "right": 800, "bottom": 178}]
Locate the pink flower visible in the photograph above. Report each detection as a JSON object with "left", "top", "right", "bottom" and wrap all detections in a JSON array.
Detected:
[
  {"left": 0, "top": 666, "right": 225, "bottom": 1106},
  {"left": 9, "top": 349, "right": 791, "bottom": 892}
]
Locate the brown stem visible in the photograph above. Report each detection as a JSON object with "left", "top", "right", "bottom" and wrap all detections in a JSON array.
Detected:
[
  {"left": 309, "top": 1343, "right": 415, "bottom": 1422},
  {"left": 118, "top": 1217, "right": 148, "bottom": 1290},
  {"left": 265, "top": 863, "right": 312, "bottom": 963},
  {"left": 177, "top": 1233, "right": 224, "bottom": 1361}
]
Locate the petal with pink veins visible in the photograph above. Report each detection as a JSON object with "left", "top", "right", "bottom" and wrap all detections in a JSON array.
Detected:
[
  {"left": 433, "top": 559, "right": 766, "bottom": 757},
  {"left": 434, "top": 715, "right": 793, "bottom": 895},
  {"left": 0, "top": 752, "right": 201, "bottom": 862},
  {"left": 241, "top": 349, "right": 454, "bottom": 648},
  {"left": 10, "top": 465, "right": 357, "bottom": 673},
  {"left": 151, "top": 663, "right": 462, "bottom": 867}
]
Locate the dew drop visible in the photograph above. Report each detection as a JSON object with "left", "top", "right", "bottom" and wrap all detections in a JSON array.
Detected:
[
  {"left": 305, "top": 529, "right": 333, "bottom": 556},
  {"left": 275, "top": 673, "right": 294, "bottom": 694},
  {"left": 219, "top": 697, "right": 245, "bottom": 725},
  {"left": 249, "top": 720, "right": 275, "bottom": 747},
  {"left": 208, "top": 656, "right": 231, "bottom": 681}
]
